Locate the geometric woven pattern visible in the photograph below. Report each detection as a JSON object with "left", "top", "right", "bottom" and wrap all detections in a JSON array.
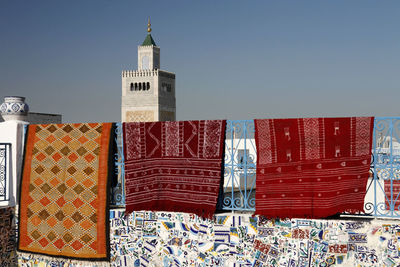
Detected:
[
  {"left": 125, "top": 111, "right": 154, "bottom": 122},
  {"left": 123, "top": 120, "right": 226, "bottom": 218},
  {"left": 384, "top": 181, "right": 400, "bottom": 210},
  {"left": 255, "top": 117, "right": 374, "bottom": 219},
  {"left": 18, "top": 123, "right": 114, "bottom": 261}
]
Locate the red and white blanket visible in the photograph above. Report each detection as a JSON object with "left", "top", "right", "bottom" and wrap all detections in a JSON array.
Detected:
[
  {"left": 123, "top": 120, "right": 225, "bottom": 218},
  {"left": 255, "top": 117, "right": 374, "bottom": 218}
]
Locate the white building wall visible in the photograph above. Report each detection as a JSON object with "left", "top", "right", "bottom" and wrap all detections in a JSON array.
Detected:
[
  {"left": 121, "top": 70, "right": 160, "bottom": 122},
  {"left": 121, "top": 69, "right": 176, "bottom": 122},
  {"left": 0, "top": 121, "right": 28, "bottom": 207}
]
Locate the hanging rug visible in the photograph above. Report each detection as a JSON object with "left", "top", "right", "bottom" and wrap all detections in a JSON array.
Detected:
[
  {"left": 18, "top": 123, "right": 114, "bottom": 261},
  {"left": 254, "top": 117, "right": 374, "bottom": 219},
  {"left": 123, "top": 120, "right": 226, "bottom": 218}
]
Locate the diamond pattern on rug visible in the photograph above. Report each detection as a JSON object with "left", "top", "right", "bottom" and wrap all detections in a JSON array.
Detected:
[{"left": 18, "top": 123, "right": 113, "bottom": 261}]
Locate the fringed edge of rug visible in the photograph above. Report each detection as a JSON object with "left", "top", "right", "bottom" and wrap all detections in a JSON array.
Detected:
[
  {"left": 253, "top": 206, "right": 369, "bottom": 220},
  {"left": 253, "top": 211, "right": 339, "bottom": 220},
  {"left": 17, "top": 251, "right": 111, "bottom": 266},
  {"left": 125, "top": 206, "right": 217, "bottom": 223}
]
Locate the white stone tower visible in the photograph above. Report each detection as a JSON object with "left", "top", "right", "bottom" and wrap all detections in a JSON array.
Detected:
[{"left": 121, "top": 19, "right": 176, "bottom": 122}]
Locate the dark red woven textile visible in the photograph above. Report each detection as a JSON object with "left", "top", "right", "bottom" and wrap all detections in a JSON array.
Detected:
[
  {"left": 384, "top": 181, "right": 400, "bottom": 209},
  {"left": 255, "top": 117, "right": 374, "bottom": 219},
  {"left": 123, "top": 120, "right": 226, "bottom": 218}
]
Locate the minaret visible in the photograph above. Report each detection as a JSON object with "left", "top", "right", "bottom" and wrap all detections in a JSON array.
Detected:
[{"left": 121, "top": 19, "right": 176, "bottom": 122}]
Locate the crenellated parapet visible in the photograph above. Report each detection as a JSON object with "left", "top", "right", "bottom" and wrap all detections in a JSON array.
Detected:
[
  {"left": 122, "top": 69, "right": 159, "bottom": 78},
  {"left": 122, "top": 69, "right": 176, "bottom": 79}
]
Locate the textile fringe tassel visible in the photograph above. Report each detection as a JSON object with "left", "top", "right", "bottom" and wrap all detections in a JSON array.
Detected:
[{"left": 17, "top": 251, "right": 111, "bottom": 266}]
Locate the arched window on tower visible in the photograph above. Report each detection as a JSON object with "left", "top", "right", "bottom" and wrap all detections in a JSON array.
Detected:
[
  {"left": 134, "top": 83, "right": 138, "bottom": 91},
  {"left": 130, "top": 83, "right": 134, "bottom": 91},
  {"left": 139, "top": 83, "right": 142, "bottom": 91},
  {"left": 143, "top": 82, "right": 146, "bottom": 91},
  {"left": 147, "top": 82, "right": 150, "bottom": 90}
]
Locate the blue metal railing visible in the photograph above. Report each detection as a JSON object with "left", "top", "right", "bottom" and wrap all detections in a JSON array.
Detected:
[
  {"left": 110, "top": 123, "right": 126, "bottom": 207},
  {"left": 0, "top": 143, "right": 11, "bottom": 202},
  {"left": 223, "top": 120, "right": 256, "bottom": 211},
  {"left": 367, "top": 117, "right": 400, "bottom": 218}
]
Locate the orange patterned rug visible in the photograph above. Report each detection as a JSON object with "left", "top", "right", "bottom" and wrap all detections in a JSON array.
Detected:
[{"left": 18, "top": 123, "right": 114, "bottom": 261}]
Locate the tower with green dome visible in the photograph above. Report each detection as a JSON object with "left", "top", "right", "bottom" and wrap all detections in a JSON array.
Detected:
[{"left": 121, "top": 19, "right": 176, "bottom": 122}]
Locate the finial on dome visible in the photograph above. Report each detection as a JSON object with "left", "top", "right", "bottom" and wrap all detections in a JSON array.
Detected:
[{"left": 147, "top": 17, "right": 152, "bottom": 33}]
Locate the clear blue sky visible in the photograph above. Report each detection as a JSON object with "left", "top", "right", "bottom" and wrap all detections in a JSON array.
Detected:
[{"left": 1, "top": 1, "right": 399, "bottom": 123}]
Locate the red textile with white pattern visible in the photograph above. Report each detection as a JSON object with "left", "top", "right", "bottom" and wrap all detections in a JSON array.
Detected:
[
  {"left": 384, "top": 181, "right": 400, "bottom": 209},
  {"left": 123, "top": 120, "right": 225, "bottom": 218},
  {"left": 254, "top": 117, "right": 374, "bottom": 219}
]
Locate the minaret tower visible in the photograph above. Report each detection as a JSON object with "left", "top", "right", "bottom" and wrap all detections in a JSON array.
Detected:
[{"left": 121, "top": 19, "right": 176, "bottom": 122}]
